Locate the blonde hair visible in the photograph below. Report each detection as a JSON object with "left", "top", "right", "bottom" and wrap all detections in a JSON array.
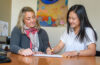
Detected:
[{"left": 16, "top": 7, "right": 40, "bottom": 34}]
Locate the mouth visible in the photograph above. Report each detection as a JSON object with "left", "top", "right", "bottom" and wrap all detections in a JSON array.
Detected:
[
  {"left": 70, "top": 23, "right": 74, "bottom": 25},
  {"left": 70, "top": 23, "right": 75, "bottom": 27}
]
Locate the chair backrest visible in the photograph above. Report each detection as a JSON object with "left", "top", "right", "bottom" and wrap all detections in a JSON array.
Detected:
[{"left": 96, "top": 51, "right": 100, "bottom": 56}]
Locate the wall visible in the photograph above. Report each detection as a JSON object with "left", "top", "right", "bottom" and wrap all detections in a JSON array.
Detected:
[
  {"left": 68, "top": 0, "right": 100, "bottom": 51},
  {"left": 0, "top": 0, "right": 11, "bottom": 35},
  {"left": 42, "top": 27, "right": 66, "bottom": 54},
  {"left": 11, "top": 0, "right": 37, "bottom": 31}
]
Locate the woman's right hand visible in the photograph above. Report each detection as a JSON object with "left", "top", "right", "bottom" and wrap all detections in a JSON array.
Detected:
[
  {"left": 46, "top": 47, "right": 54, "bottom": 55},
  {"left": 18, "top": 48, "right": 34, "bottom": 56}
]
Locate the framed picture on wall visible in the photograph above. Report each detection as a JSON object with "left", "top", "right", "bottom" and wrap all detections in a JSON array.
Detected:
[
  {"left": 0, "top": 20, "right": 8, "bottom": 36},
  {"left": 37, "top": 0, "right": 68, "bottom": 27}
]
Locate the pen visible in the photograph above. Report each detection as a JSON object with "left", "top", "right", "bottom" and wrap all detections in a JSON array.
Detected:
[
  {"left": 48, "top": 42, "right": 52, "bottom": 49},
  {"left": 48, "top": 42, "right": 54, "bottom": 52}
]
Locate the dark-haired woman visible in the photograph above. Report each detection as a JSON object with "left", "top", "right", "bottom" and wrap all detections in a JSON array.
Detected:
[{"left": 47, "top": 4, "right": 97, "bottom": 57}]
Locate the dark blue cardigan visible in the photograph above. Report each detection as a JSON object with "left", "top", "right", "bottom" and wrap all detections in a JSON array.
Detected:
[{"left": 10, "top": 27, "right": 49, "bottom": 54}]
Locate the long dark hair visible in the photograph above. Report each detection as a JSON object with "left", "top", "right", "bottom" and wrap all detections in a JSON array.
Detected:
[{"left": 67, "top": 4, "right": 97, "bottom": 42}]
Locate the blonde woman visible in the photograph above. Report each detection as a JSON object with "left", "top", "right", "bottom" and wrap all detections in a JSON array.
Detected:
[{"left": 10, "top": 7, "right": 49, "bottom": 56}]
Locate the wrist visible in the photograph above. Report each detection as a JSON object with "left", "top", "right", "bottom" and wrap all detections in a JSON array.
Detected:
[
  {"left": 76, "top": 51, "right": 80, "bottom": 56},
  {"left": 18, "top": 49, "right": 24, "bottom": 54}
]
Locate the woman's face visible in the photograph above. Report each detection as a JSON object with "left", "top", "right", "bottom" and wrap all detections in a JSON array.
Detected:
[
  {"left": 68, "top": 11, "right": 80, "bottom": 29},
  {"left": 24, "top": 11, "right": 36, "bottom": 28}
]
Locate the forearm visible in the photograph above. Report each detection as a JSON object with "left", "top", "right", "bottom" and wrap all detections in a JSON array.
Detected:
[
  {"left": 79, "top": 44, "right": 96, "bottom": 56},
  {"left": 53, "top": 44, "right": 64, "bottom": 54},
  {"left": 52, "top": 40, "right": 64, "bottom": 54},
  {"left": 10, "top": 44, "right": 22, "bottom": 54},
  {"left": 53, "top": 46, "right": 62, "bottom": 53},
  {"left": 79, "top": 49, "right": 96, "bottom": 56},
  {"left": 46, "top": 41, "right": 64, "bottom": 54}
]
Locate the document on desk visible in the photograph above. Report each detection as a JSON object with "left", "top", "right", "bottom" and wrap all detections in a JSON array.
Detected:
[{"left": 33, "top": 54, "right": 62, "bottom": 58}]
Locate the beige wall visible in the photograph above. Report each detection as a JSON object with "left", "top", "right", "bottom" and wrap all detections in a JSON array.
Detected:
[
  {"left": 68, "top": 0, "right": 100, "bottom": 51},
  {"left": 11, "top": 0, "right": 37, "bottom": 31},
  {"left": 0, "top": 0, "right": 11, "bottom": 35}
]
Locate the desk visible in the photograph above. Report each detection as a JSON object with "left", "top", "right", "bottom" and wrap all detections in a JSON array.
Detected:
[{"left": 0, "top": 52, "right": 100, "bottom": 65}]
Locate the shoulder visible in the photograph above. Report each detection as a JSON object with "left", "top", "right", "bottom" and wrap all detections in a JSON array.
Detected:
[
  {"left": 38, "top": 28, "right": 48, "bottom": 39},
  {"left": 12, "top": 26, "right": 20, "bottom": 31},
  {"left": 12, "top": 26, "right": 21, "bottom": 34},
  {"left": 85, "top": 27, "right": 94, "bottom": 34},
  {"left": 61, "top": 29, "right": 67, "bottom": 39},
  {"left": 62, "top": 29, "right": 68, "bottom": 36},
  {"left": 38, "top": 28, "right": 47, "bottom": 34},
  {"left": 85, "top": 27, "right": 96, "bottom": 41},
  {"left": 60, "top": 29, "right": 68, "bottom": 44},
  {"left": 85, "top": 27, "right": 96, "bottom": 45}
]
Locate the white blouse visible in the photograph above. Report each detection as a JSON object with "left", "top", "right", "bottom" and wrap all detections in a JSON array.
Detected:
[{"left": 60, "top": 27, "right": 96, "bottom": 52}]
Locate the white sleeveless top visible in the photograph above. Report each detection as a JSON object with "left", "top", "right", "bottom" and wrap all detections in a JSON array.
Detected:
[{"left": 60, "top": 27, "right": 96, "bottom": 52}]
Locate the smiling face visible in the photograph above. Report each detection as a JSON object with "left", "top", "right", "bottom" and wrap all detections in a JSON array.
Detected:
[
  {"left": 24, "top": 11, "right": 36, "bottom": 28},
  {"left": 68, "top": 11, "right": 80, "bottom": 29}
]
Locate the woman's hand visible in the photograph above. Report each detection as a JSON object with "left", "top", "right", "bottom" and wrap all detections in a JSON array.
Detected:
[
  {"left": 18, "top": 48, "right": 34, "bottom": 56},
  {"left": 62, "top": 51, "right": 78, "bottom": 57},
  {"left": 46, "top": 47, "right": 53, "bottom": 55},
  {"left": 35, "top": 51, "right": 44, "bottom": 54}
]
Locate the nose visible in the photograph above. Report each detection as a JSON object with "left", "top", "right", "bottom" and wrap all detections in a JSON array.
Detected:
[
  {"left": 31, "top": 18, "right": 35, "bottom": 22},
  {"left": 69, "top": 18, "right": 73, "bottom": 23}
]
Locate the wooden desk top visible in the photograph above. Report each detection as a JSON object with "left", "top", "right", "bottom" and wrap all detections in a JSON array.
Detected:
[{"left": 0, "top": 52, "right": 100, "bottom": 65}]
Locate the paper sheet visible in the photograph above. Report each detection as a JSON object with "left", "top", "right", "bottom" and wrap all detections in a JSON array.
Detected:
[{"left": 33, "top": 54, "right": 62, "bottom": 58}]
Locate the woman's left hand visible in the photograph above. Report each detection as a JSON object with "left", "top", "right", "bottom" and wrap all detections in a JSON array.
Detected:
[
  {"left": 62, "top": 51, "right": 78, "bottom": 57},
  {"left": 35, "top": 51, "right": 44, "bottom": 54}
]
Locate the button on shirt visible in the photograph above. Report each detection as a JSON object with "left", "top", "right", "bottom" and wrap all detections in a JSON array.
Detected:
[{"left": 60, "top": 27, "right": 96, "bottom": 52}]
